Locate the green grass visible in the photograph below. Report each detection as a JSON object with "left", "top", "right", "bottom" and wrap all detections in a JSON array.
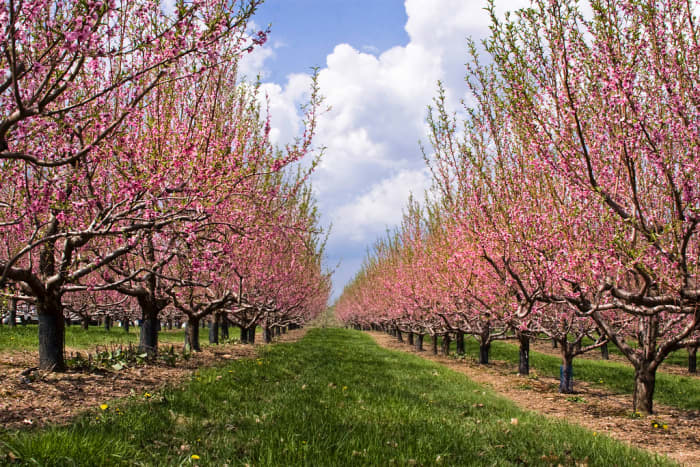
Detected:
[
  {"left": 0, "top": 324, "right": 186, "bottom": 353},
  {"left": 578, "top": 336, "right": 693, "bottom": 368},
  {"left": 441, "top": 337, "right": 700, "bottom": 411},
  {"left": 0, "top": 329, "right": 673, "bottom": 466}
]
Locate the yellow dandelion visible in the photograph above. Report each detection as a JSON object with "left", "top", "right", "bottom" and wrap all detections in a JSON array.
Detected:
[
  {"left": 100, "top": 404, "right": 109, "bottom": 411},
  {"left": 662, "top": 424, "right": 668, "bottom": 430},
  {"left": 144, "top": 393, "right": 152, "bottom": 399},
  {"left": 191, "top": 454, "right": 200, "bottom": 460}
]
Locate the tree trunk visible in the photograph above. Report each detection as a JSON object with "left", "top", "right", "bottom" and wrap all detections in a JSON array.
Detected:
[
  {"left": 442, "top": 333, "right": 451, "bottom": 356},
  {"left": 81, "top": 316, "right": 89, "bottom": 330},
  {"left": 139, "top": 311, "right": 159, "bottom": 357},
  {"left": 559, "top": 354, "right": 574, "bottom": 394},
  {"left": 633, "top": 366, "right": 656, "bottom": 414},
  {"left": 208, "top": 317, "right": 219, "bottom": 344},
  {"left": 415, "top": 334, "right": 424, "bottom": 352},
  {"left": 248, "top": 326, "right": 256, "bottom": 344},
  {"left": 396, "top": 328, "right": 403, "bottom": 343},
  {"left": 518, "top": 335, "right": 529, "bottom": 376},
  {"left": 552, "top": 339, "right": 558, "bottom": 349},
  {"left": 8, "top": 298, "right": 17, "bottom": 328},
  {"left": 240, "top": 326, "right": 249, "bottom": 344},
  {"left": 123, "top": 319, "right": 130, "bottom": 333},
  {"left": 688, "top": 345, "right": 697, "bottom": 374},
  {"left": 185, "top": 317, "right": 200, "bottom": 351},
  {"left": 431, "top": 334, "right": 438, "bottom": 355},
  {"left": 263, "top": 326, "right": 273, "bottom": 343},
  {"left": 456, "top": 332, "right": 465, "bottom": 355},
  {"left": 220, "top": 316, "right": 229, "bottom": 340},
  {"left": 37, "top": 295, "right": 66, "bottom": 371},
  {"left": 104, "top": 315, "right": 111, "bottom": 331},
  {"left": 407, "top": 332, "right": 414, "bottom": 346},
  {"left": 274, "top": 326, "right": 281, "bottom": 336},
  {"left": 600, "top": 343, "right": 609, "bottom": 360},
  {"left": 478, "top": 341, "right": 490, "bottom": 365}
]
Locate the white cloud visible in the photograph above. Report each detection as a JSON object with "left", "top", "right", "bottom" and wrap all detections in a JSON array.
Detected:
[
  {"left": 259, "top": 73, "right": 311, "bottom": 146},
  {"left": 236, "top": 21, "right": 279, "bottom": 80},
  {"left": 160, "top": 0, "right": 176, "bottom": 16},
  {"left": 256, "top": 0, "right": 533, "bottom": 297},
  {"left": 331, "top": 168, "right": 432, "bottom": 244},
  {"left": 238, "top": 46, "right": 275, "bottom": 81}
]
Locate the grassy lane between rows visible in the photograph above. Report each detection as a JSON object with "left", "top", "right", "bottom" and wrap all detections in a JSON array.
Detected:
[
  {"left": 0, "top": 329, "right": 671, "bottom": 466},
  {"left": 0, "top": 325, "right": 186, "bottom": 352},
  {"left": 438, "top": 337, "right": 700, "bottom": 412}
]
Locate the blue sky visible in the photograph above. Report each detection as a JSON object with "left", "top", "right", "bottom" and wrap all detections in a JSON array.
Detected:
[
  {"left": 253, "top": 1, "right": 409, "bottom": 83},
  {"left": 240, "top": 0, "right": 531, "bottom": 301}
]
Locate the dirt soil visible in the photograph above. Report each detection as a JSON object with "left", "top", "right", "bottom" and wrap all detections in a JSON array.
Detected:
[
  {"left": 0, "top": 329, "right": 306, "bottom": 430},
  {"left": 368, "top": 332, "right": 700, "bottom": 466}
]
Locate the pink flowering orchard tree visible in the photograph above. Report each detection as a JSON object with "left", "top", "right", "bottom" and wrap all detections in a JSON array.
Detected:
[
  {"left": 222, "top": 173, "right": 331, "bottom": 343},
  {"left": 91, "top": 62, "right": 322, "bottom": 355},
  {"left": 475, "top": 0, "right": 699, "bottom": 412},
  {"left": 0, "top": 0, "right": 267, "bottom": 370},
  {"left": 426, "top": 74, "right": 612, "bottom": 387},
  {"left": 340, "top": 0, "right": 697, "bottom": 411}
]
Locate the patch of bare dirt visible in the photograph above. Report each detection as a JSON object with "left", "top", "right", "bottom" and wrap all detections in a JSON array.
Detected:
[
  {"left": 368, "top": 331, "right": 700, "bottom": 466},
  {"left": 0, "top": 328, "right": 307, "bottom": 430}
]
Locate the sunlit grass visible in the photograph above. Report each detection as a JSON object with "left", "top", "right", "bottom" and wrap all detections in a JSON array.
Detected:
[
  {"left": 0, "top": 324, "right": 186, "bottom": 353},
  {"left": 0, "top": 329, "right": 673, "bottom": 466},
  {"left": 577, "top": 336, "right": 693, "bottom": 368},
  {"left": 435, "top": 336, "right": 700, "bottom": 411}
]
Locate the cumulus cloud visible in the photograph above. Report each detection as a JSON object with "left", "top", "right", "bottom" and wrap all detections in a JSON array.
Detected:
[
  {"left": 332, "top": 168, "right": 432, "bottom": 244},
  {"left": 252, "top": 0, "right": 533, "bottom": 297}
]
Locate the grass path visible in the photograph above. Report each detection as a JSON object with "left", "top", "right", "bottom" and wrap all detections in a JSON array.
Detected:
[{"left": 1, "top": 328, "right": 671, "bottom": 466}]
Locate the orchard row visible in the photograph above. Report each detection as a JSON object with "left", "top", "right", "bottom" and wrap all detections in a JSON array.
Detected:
[
  {"left": 0, "top": 1, "right": 330, "bottom": 370},
  {"left": 336, "top": 0, "right": 699, "bottom": 415}
]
